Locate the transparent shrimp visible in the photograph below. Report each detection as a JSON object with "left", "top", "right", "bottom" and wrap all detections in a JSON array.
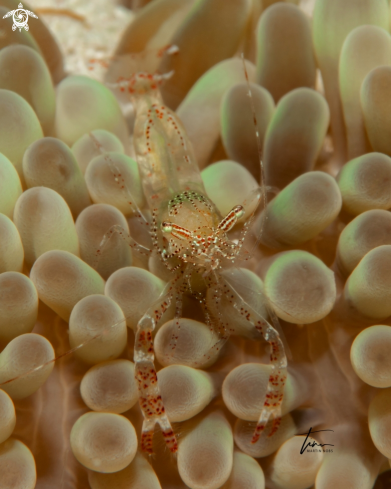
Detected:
[{"left": 107, "top": 68, "right": 288, "bottom": 452}]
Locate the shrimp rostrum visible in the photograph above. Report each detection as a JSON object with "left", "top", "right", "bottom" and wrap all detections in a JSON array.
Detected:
[{"left": 112, "top": 73, "right": 287, "bottom": 454}]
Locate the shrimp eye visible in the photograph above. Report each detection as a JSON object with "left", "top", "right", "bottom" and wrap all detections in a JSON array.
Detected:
[
  {"left": 162, "top": 222, "right": 173, "bottom": 233},
  {"left": 233, "top": 205, "right": 245, "bottom": 219}
]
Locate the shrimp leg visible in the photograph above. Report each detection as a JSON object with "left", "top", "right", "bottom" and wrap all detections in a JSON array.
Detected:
[
  {"left": 134, "top": 280, "right": 179, "bottom": 454},
  {"left": 222, "top": 276, "right": 287, "bottom": 443}
]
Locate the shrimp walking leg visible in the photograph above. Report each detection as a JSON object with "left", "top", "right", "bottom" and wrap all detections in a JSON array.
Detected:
[
  {"left": 134, "top": 283, "right": 179, "bottom": 454},
  {"left": 222, "top": 277, "right": 287, "bottom": 443},
  {"left": 96, "top": 224, "right": 153, "bottom": 259}
]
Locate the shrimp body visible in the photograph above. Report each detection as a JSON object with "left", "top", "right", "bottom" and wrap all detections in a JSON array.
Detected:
[{"left": 125, "top": 72, "right": 287, "bottom": 453}]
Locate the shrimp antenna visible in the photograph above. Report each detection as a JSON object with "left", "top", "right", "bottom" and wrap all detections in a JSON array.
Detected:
[
  {"left": 0, "top": 315, "right": 128, "bottom": 388},
  {"left": 239, "top": 55, "right": 292, "bottom": 360},
  {"left": 240, "top": 53, "right": 269, "bottom": 252}
]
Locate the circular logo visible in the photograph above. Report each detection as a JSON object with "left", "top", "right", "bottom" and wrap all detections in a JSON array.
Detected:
[{"left": 12, "top": 8, "right": 28, "bottom": 31}]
